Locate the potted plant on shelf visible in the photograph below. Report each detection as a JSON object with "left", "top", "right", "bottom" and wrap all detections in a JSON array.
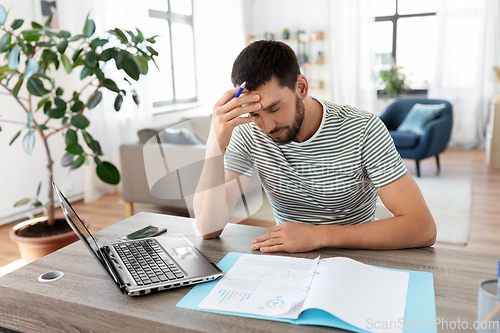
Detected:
[{"left": 0, "top": 6, "right": 159, "bottom": 262}]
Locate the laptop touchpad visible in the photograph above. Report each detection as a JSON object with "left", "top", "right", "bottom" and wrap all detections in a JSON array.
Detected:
[{"left": 171, "top": 247, "right": 198, "bottom": 260}]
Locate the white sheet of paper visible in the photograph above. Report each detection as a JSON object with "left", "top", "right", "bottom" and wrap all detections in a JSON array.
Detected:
[
  {"left": 301, "top": 257, "right": 409, "bottom": 333},
  {"left": 199, "top": 254, "right": 319, "bottom": 318}
]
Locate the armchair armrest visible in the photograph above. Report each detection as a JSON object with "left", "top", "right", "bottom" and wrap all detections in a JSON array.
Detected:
[{"left": 412, "top": 117, "right": 452, "bottom": 159}]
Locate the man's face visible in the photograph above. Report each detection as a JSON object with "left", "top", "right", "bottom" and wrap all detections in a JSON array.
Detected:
[{"left": 247, "top": 77, "right": 305, "bottom": 145}]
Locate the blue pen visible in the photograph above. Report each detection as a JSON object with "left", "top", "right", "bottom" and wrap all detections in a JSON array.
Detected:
[{"left": 233, "top": 82, "right": 246, "bottom": 98}]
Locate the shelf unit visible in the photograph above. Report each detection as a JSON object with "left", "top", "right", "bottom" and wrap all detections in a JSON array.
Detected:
[{"left": 247, "top": 31, "right": 326, "bottom": 98}]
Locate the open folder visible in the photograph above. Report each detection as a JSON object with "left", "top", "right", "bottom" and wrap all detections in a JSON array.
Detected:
[{"left": 177, "top": 252, "right": 437, "bottom": 333}]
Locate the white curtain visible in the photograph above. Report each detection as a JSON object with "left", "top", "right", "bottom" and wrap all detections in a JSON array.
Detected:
[
  {"left": 429, "top": 0, "right": 497, "bottom": 149},
  {"left": 82, "top": 0, "right": 153, "bottom": 202},
  {"left": 327, "top": 0, "right": 377, "bottom": 113}
]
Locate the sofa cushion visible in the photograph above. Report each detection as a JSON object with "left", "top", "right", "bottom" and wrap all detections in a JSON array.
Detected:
[
  {"left": 389, "top": 130, "right": 421, "bottom": 149},
  {"left": 170, "top": 115, "right": 212, "bottom": 144},
  {"left": 162, "top": 128, "right": 203, "bottom": 145},
  {"left": 396, "top": 103, "right": 445, "bottom": 135}
]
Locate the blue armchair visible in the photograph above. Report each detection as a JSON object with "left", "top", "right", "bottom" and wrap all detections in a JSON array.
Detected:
[{"left": 379, "top": 99, "right": 453, "bottom": 177}]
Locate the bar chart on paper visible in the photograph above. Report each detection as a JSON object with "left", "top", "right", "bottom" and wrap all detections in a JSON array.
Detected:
[{"left": 218, "top": 290, "right": 252, "bottom": 307}]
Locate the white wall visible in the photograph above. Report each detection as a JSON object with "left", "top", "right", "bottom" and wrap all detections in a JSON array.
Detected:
[{"left": 0, "top": 0, "right": 85, "bottom": 224}]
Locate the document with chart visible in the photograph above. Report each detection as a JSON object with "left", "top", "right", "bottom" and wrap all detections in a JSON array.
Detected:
[{"left": 198, "top": 254, "right": 410, "bottom": 333}]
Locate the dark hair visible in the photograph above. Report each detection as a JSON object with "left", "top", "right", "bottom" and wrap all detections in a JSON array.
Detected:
[{"left": 231, "top": 40, "right": 301, "bottom": 91}]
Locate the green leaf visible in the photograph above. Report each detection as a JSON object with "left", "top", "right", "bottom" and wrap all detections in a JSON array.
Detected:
[
  {"left": 71, "top": 114, "right": 90, "bottom": 129},
  {"left": 36, "top": 97, "right": 49, "bottom": 110},
  {"left": 135, "top": 55, "right": 148, "bottom": 75},
  {"left": 12, "top": 77, "right": 23, "bottom": 97},
  {"left": 93, "top": 140, "right": 103, "bottom": 155},
  {"left": 96, "top": 161, "right": 120, "bottom": 185},
  {"left": 146, "top": 34, "right": 159, "bottom": 44},
  {"left": 31, "top": 21, "right": 43, "bottom": 29},
  {"left": 9, "top": 130, "right": 21, "bottom": 145},
  {"left": 14, "top": 198, "right": 31, "bottom": 207},
  {"left": 114, "top": 94, "right": 123, "bottom": 111},
  {"left": 11, "top": 19, "right": 24, "bottom": 30},
  {"left": 54, "top": 97, "right": 66, "bottom": 110},
  {"left": 57, "top": 40, "right": 68, "bottom": 54},
  {"left": 44, "top": 16, "right": 52, "bottom": 27},
  {"left": 94, "top": 67, "right": 104, "bottom": 81},
  {"left": 90, "top": 38, "right": 108, "bottom": 48},
  {"left": 36, "top": 182, "right": 41, "bottom": 197},
  {"left": 70, "top": 155, "right": 85, "bottom": 171},
  {"left": 31, "top": 22, "right": 43, "bottom": 29},
  {"left": 82, "top": 130, "right": 93, "bottom": 148},
  {"left": 65, "top": 143, "right": 84, "bottom": 155},
  {"left": 33, "top": 201, "right": 42, "bottom": 208},
  {"left": 121, "top": 54, "right": 140, "bottom": 81},
  {"left": 0, "top": 34, "right": 11, "bottom": 52},
  {"left": 8, "top": 45, "right": 20, "bottom": 70},
  {"left": 72, "top": 48, "right": 83, "bottom": 62},
  {"left": 99, "top": 48, "right": 113, "bottom": 62},
  {"left": 27, "top": 109, "right": 33, "bottom": 127},
  {"left": 61, "top": 152, "right": 74, "bottom": 167},
  {"left": 23, "top": 130, "right": 35, "bottom": 155},
  {"left": 62, "top": 116, "right": 69, "bottom": 125},
  {"left": 45, "top": 30, "right": 56, "bottom": 38},
  {"left": 132, "top": 91, "right": 140, "bottom": 105},
  {"left": 27, "top": 77, "right": 45, "bottom": 96},
  {"left": 43, "top": 100, "right": 52, "bottom": 113},
  {"left": 146, "top": 46, "right": 158, "bottom": 57},
  {"left": 65, "top": 129, "right": 78, "bottom": 145},
  {"left": 84, "top": 19, "right": 96, "bottom": 38},
  {"left": 55, "top": 87, "right": 64, "bottom": 96},
  {"left": 0, "top": 5, "right": 7, "bottom": 26},
  {"left": 109, "top": 28, "right": 128, "bottom": 43},
  {"left": 87, "top": 91, "right": 102, "bottom": 109},
  {"left": 136, "top": 28, "right": 145, "bottom": 43},
  {"left": 94, "top": 156, "right": 102, "bottom": 165},
  {"left": 36, "top": 41, "right": 53, "bottom": 47},
  {"left": 71, "top": 100, "right": 83, "bottom": 113},
  {"left": 41, "top": 49, "right": 58, "bottom": 62},
  {"left": 46, "top": 109, "right": 65, "bottom": 119},
  {"left": 103, "top": 78, "right": 120, "bottom": 92},
  {"left": 83, "top": 156, "right": 90, "bottom": 166},
  {"left": 80, "top": 66, "right": 93, "bottom": 80},
  {"left": 61, "top": 54, "right": 72, "bottom": 74},
  {"left": 70, "top": 34, "right": 83, "bottom": 42},
  {"left": 36, "top": 124, "right": 49, "bottom": 130},
  {"left": 84, "top": 50, "right": 96, "bottom": 67},
  {"left": 57, "top": 30, "right": 71, "bottom": 39},
  {"left": 23, "top": 59, "right": 39, "bottom": 80}
]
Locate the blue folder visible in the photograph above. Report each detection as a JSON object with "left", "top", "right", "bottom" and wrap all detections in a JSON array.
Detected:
[{"left": 177, "top": 252, "right": 437, "bottom": 333}]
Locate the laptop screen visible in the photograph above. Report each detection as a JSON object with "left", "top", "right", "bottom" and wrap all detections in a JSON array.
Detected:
[{"left": 52, "top": 182, "right": 121, "bottom": 287}]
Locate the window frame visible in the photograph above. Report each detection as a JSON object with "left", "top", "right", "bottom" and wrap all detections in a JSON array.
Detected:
[
  {"left": 148, "top": 0, "right": 198, "bottom": 111},
  {"left": 374, "top": 0, "right": 436, "bottom": 97}
]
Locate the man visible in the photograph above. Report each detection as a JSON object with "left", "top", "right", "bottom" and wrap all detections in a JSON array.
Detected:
[{"left": 193, "top": 40, "right": 436, "bottom": 253}]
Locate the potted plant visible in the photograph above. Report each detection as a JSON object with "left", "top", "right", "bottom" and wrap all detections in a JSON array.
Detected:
[
  {"left": 378, "top": 63, "right": 411, "bottom": 98},
  {"left": 282, "top": 28, "right": 290, "bottom": 40},
  {"left": 0, "top": 6, "right": 158, "bottom": 262}
]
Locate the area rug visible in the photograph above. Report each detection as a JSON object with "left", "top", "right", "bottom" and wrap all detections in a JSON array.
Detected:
[{"left": 413, "top": 177, "right": 472, "bottom": 245}]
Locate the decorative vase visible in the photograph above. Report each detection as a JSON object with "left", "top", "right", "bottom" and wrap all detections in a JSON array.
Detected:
[{"left": 9, "top": 216, "right": 87, "bottom": 263}]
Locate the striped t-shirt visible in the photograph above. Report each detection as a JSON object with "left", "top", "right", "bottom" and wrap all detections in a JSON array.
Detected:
[{"left": 224, "top": 99, "right": 407, "bottom": 225}]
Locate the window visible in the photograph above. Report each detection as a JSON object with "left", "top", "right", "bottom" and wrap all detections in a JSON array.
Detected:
[
  {"left": 146, "top": 0, "right": 197, "bottom": 111},
  {"left": 373, "top": 0, "right": 437, "bottom": 95}
]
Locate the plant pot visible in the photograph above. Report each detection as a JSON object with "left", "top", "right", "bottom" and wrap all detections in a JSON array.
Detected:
[{"left": 9, "top": 216, "right": 87, "bottom": 263}]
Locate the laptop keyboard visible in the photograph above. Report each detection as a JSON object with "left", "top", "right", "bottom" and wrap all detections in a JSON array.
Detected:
[{"left": 113, "top": 239, "right": 185, "bottom": 286}]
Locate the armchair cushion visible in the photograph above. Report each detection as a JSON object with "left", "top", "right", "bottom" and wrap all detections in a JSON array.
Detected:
[
  {"left": 397, "top": 103, "right": 446, "bottom": 135},
  {"left": 389, "top": 131, "right": 421, "bottom": 148}
]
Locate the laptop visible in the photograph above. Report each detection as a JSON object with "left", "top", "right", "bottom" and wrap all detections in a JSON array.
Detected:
[{"left": 53, "top": 182, "right": 223, "bottom": 296}]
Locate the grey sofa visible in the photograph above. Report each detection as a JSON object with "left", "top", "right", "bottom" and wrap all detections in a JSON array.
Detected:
[{"left": 119, "top": 115, "right": 275, "bottom": 224}]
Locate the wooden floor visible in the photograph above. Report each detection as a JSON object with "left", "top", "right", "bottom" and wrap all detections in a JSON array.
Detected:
[{"left": 1, "top": 147, "right": 499, "bottom": 268}]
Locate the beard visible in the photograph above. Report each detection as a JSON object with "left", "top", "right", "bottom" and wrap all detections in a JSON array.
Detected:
[{"left": 269, "top": 94, "right": 305, "bottom": 145}]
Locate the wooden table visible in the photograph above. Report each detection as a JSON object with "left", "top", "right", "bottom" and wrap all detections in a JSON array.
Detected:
[{"left": 0, "top": 212, "right": 497, "bottom": 333}]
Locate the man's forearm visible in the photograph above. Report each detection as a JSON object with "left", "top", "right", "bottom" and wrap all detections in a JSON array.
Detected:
[
  {"left": 315, "top": 214, "right": 436, "bottom": 250},
  {"left": 193, "top": 142, "right": 230, "bottom": 238}
]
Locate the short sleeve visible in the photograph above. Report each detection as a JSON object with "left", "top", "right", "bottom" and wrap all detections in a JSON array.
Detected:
[
  {"left": 361, "top": 114, "right": 407, "bottom": 187},
  {"left": 224, "top": 124, "right": 255, "bottom": 178}
]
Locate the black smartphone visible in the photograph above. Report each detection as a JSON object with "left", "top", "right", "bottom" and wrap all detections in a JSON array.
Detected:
[{"left": 119, "top": 225, "right": 168, "bottom": 241}]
